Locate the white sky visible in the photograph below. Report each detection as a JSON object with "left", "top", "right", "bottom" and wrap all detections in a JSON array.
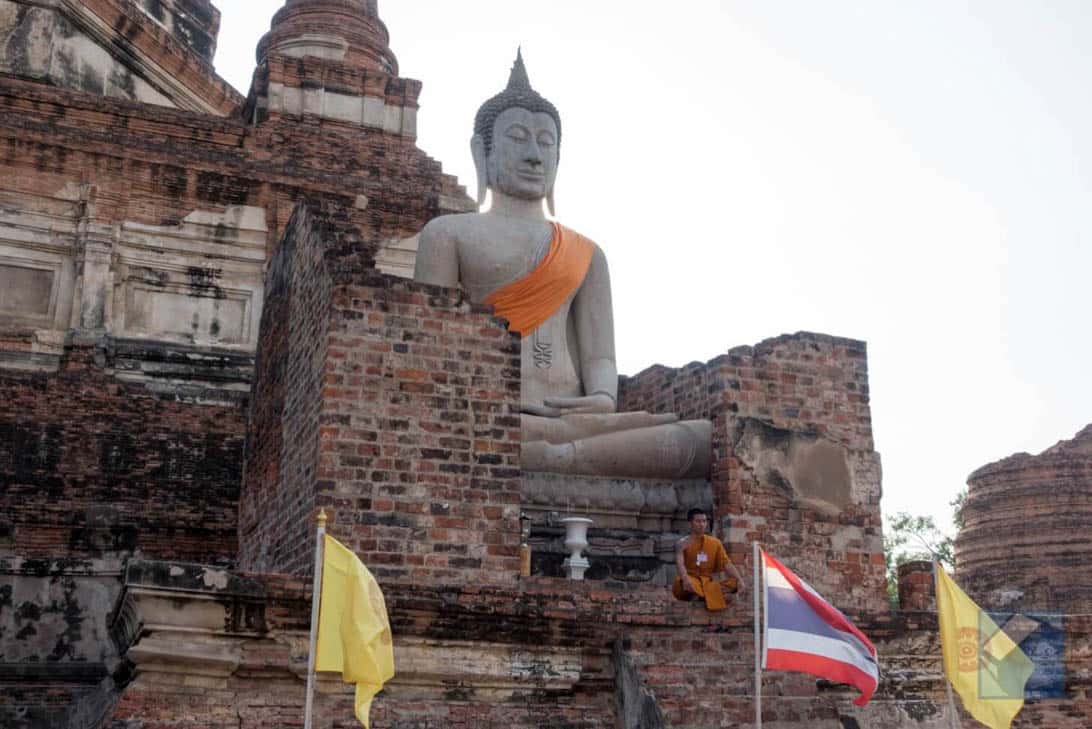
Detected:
[{"left": 212, "top": 1, "right": 1091, "bottom": 536}]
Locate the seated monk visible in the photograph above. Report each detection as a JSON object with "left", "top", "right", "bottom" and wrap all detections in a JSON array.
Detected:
[
  {"left": 673, "top": 508, "right": 747, "bottom": 611},
  {"left": 414, "top": 51, "right": 711, "bottom": 480}
]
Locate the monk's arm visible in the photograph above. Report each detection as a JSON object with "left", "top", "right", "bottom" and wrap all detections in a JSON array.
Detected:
[
  {"left": 725, "top": 560, "right": 746, "bottom": 593},
  {"left": 675, "top": 538, "right": 694, "bottom": 593},
  {"left": 571, "top": 245, "right": 617, "bottom": 405},
  {"left": 414, "top": 221, "right": 459, "bottom": 287},
  {"left": 715, "top": 544, "right": 747, "bottom": 593}
]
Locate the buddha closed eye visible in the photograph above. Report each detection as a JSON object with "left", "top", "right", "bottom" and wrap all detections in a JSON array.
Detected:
[
  {"left": 506, "top": 126, "right": 531, "bottom": 144},
  {"left": 502, "top": 126, "right": 528, "bottom": 144}
]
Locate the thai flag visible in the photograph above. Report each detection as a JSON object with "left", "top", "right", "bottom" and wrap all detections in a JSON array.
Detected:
[{"left": 761, "top": 548, "right": 880, "bottom": 706}]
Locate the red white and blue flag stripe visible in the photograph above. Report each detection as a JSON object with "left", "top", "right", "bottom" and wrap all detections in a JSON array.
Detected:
[{"left": 761, "top": 548, "right": 880, "bottom": 706}]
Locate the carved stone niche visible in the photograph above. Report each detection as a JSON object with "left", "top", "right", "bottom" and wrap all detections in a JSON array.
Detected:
[
  {"left": 0, "top": 187, "right": 79, "bottom": 336},
  {"left": 111, "top": 206, "right": 268, "bottom": 350},
  {"left": 521, "top": 472, "right": 713, "bottom": 585}
]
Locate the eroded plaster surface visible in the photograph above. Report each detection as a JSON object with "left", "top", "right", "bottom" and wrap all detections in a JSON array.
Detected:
[
  {"left": 0, "top": 186, "right": 267, "bottom": 377},
  {"left": 0, "top": 2, "right": 173, "bottom": 106}
]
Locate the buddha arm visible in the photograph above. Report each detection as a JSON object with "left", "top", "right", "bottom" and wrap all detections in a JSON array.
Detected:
[
  {"left": 572, "top": 245, "right": 617, "bottom": 406},
  {"left": 414, "top": 222, "right": 459, "bottom": 287}
]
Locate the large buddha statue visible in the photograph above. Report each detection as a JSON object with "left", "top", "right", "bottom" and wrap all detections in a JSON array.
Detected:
[{"left": 415, "top": 52, "right": 711, "bottom": 479}]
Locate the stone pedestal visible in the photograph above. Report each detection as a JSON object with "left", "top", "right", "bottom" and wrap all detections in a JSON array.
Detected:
[{"left": 522, "top": 472, "right": 712, "bottom": 585}]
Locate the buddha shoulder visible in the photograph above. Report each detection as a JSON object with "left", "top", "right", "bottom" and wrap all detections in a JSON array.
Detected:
[
  {"left": 415, "top": 213, "right": 482, "bottom": 286},
  {"left": 418, "top": 212, "right": 481, "bottom": 245}
]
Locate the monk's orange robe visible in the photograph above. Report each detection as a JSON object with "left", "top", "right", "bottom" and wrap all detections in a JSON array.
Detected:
[
  {"left": 482, "top": 222, "right": 594, "bottom": 336},
  {"left": 672, "top": 534, "right": 736, "bottom": 611}
]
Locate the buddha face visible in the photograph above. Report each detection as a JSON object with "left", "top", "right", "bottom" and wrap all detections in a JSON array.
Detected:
[{"left": 486, "top": 106, "right": 559, "bottom": 201}]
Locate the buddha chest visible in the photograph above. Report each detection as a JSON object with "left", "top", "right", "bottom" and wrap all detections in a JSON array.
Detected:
[{"left": 457, "top": 220, "right": 553, "bottom": 302}]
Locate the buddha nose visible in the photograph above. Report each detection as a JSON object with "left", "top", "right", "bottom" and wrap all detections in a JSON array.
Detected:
[{"left": 525, "top": 139, "right": 543, "bottom": 165}]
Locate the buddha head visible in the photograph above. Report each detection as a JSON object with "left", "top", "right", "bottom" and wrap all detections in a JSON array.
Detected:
[{"left": 472, "top": 50, "right": 562, "bottom": 213}]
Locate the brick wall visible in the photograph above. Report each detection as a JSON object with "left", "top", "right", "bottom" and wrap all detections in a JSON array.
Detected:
[
  {"left": 619, "top": 332, "right": 887, "bottom": 614},
  {"left": 238, "top": 204, "right": 522, "bottom": 584},
  {"left": 238, "top": 204, "right": 335, "bottom": 574},
  {"left": 897, "top": 560, "right": 936, "bottom": 611},
  {"left": 0, "top": 75, "right": 456, "bottom": 246},
  {"left": 316, "top": 273, "right": 522, "bottom": 585},
  {"left": 109, "top": 561, "right": 1092, "bottom": 729},
  {"left": 0, "top": 55, "right": 469, "bottom": 567},
  {"left": 0, "top": 344, "right": 244, "bottom": 563}
]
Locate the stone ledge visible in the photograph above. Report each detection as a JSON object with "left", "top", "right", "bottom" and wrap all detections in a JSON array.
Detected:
[
  {"left": 521, "top": 471, "right": 712, "bottom": 531},
  {"left": 0, "top": 661, "right": 108, "bottom": 682},
  {"left": 0, "top": 349, "right": 62, "bottom": 373},
  {"left": 521, "top": 471, "right": 713, "bottom": 585}
]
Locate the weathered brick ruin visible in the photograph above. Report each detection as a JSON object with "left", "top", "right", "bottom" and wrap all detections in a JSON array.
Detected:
[
  {"left": 956, "top": 424, "right": 1092, "bottom": 612},
  {"left": 237, "top": 205, "right": 522, "bottom": 584},
  {"left": 617, "top": 335, "right": 887, "bottom": 613},
  {"left": 1, "top": 1, "right": 1089, "bottom": 727}
]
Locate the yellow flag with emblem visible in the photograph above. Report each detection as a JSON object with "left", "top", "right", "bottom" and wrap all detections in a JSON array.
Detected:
[
  {"left": 316, "top": 534, "right": 395, "bottom": 728},
  {"left": 936, "top": 566, "right": 1034, "bottom": 729}
]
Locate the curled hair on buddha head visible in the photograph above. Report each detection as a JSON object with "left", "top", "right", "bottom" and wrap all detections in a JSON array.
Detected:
[
  {"left": 687, "top": 508, "right": 707, "bottom": 522},
  {"left": 474, "top": 48, "right": 562, "bottom": 160}
]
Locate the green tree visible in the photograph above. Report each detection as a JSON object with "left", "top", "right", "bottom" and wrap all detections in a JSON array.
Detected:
[
  {"left": 883, "top": 511, "right": 954, "bottom": 608},
  {"left": 950, "top": 487, "right": 967, "bottom": 530}
]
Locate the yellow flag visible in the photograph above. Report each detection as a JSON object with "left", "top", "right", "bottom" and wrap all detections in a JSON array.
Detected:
[
  {"left": 316, "top": 534, "right": 395, "bottom": 728},
  {"left": 936, "top": 567, "right": 1034, "bottom": 729}
]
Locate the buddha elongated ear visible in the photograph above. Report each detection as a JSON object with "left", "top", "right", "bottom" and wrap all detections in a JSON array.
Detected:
[
  {"left": 470, "top": 134, "right": 488, "bottom": 208},
  {"left": 546, "top": 185, "right": 556, "bottom": 217}
]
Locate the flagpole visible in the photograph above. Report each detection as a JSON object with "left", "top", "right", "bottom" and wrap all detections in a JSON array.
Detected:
[
  {"left": 933, "top": 561, "right": 961, "bottom": 729},
  {"left": 753, "top": 540, "right": 762, "bottom": 729},
  {"left": 304, "top": 509, "right": 328, "bottom": 729},
  {"left": 945, "top": 679, "right": 961, "bottom": 729}
]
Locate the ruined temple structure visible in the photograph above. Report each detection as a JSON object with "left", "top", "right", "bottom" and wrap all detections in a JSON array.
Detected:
[
  {"left": 956, "top": 424, "right": 1092, "bottom": 612},
  {"left": 0, "top": 1, "right": 1089, "bottom": 728}
]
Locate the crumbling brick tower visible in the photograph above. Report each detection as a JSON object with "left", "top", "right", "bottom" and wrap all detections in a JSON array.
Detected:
[{"left": 956, "top": 424, "right": 1092, "bottom": 612}]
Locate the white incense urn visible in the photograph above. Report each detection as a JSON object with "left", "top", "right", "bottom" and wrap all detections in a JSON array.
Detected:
[{"left": 560, "top": 516, "right": 593, "bottom": 580}]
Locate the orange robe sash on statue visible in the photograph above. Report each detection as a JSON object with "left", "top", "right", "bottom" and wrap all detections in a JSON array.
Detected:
[{"left": 482, "top": 222, "right": 594, "bottom": 336}]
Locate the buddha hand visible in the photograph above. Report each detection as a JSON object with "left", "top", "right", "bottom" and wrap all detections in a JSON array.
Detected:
[{"left": 522, "top": 393, "right": 615, "bottom": 417}]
